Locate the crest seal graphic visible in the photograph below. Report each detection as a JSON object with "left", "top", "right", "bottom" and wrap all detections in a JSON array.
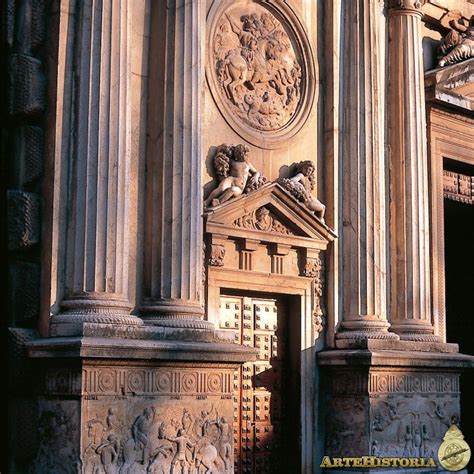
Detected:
[{"left": 438, "top": 424, "right": 471, "bottom": 471}]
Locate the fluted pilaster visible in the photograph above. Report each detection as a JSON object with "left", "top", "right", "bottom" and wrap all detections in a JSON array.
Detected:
[
  {"left": 388, "top": 0, "right": 440, "bottom": 341},
  {"left": 336, "top": 0, "right": 398, "bottom": 341},
  {"left": 51, "top": 0, "right": 141, "bottom": 335},
  {"left": 141, "top": 0, "right": 211, "bottom": 329}
]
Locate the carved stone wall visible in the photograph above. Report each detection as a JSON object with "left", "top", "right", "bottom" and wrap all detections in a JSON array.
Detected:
[
  {"left": 321, "top": 363, "right": 462, "bottom": 464},
  {"left": 31, "top": 362, "right": 237, "bottom": 474}
]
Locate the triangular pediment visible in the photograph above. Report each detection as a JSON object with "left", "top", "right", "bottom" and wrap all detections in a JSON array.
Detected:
[{"left": 205, "top": 183, "right": 336, "bottom": 245}]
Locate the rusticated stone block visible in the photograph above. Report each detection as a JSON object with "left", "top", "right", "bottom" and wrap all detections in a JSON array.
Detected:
[
  {"left": 29, "top": 0, "right": 47, "bottom": 51},
  {"left": 7, "top": 190, "right": 41, "bottom": 250},
  {"left": 5, "top": 0, "right": 15, "bottom": 48},
  {"left": 9, "top": 261, "right": 41, "bottom": 322},
  {"left": 8, "top": 54, "right": 46, "bottom": 117},
  {"left": 15, "top": 126, "right": 44, "bottom": 185}
]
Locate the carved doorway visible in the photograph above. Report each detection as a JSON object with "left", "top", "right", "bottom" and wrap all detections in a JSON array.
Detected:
[{"left": 219, "top": 293, "right": 301, "bottom": 473}]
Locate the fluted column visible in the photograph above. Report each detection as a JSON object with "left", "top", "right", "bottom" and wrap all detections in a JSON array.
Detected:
[
  {"left": 141, "top": 0, "right": 211, "bottom": 329},
  {"left": 388, "top": 0, "right": 439, "bottom": 341},
  {"left": 51, "top": 0, "right": 141, "bottom": 335},
  {"left": 336, "top": 0, "right": 398, "bottom": 341}
]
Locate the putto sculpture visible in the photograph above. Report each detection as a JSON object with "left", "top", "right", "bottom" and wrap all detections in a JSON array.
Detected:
[
  {"left": 277, "top": 160, "right": 326, "bottom": 222},
  {"left": 204, "top": 144, "right": 267, "bottom": 208},
  {"left": 438, "top": 15, "right": 474, "bottom": 67}
]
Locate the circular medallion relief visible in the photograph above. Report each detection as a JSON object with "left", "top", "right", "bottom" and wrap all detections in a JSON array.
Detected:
[{"left": 207, "top": 1, "right": 315, "bottom": 149}]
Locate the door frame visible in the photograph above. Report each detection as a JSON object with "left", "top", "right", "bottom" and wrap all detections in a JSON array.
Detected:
[
  {"left": 208, "top": 267, "right": 315, "bottom": 473},
  {"left": 426, "top": 105, "right": 474, "bottom": 342}
]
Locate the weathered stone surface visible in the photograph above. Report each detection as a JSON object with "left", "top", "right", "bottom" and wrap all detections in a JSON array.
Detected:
[
  {"left": 319, "top": 350, "right": 474, "bottom": 466},
  {"left": 26, "top": 338, "right": 254, "bottom": 474},
  {"left": 31, "top": 399, "right": 81, "bottom": 473},
  {"left": 7, "top": 190, "right": 40, "bottom": 250}
]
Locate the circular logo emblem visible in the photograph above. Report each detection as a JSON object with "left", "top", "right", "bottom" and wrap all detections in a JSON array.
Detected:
[
  {"left": 206, "top": 0, "right": 315, "bottom": 149},
  {"left": 438, "top": 425, "right": 471, "bottom": 471}
]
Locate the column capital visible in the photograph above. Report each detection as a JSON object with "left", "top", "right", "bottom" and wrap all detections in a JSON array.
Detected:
[{"left": 388, "top": 0, "right": 425, "bottom": 15}]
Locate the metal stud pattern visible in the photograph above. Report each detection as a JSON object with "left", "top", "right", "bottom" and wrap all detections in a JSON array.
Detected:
[{"left": 219, "top": 296, "right": 282, "bottom": 473}]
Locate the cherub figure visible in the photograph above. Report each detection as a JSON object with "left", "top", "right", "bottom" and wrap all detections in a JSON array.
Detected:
[
  {"left": 205, "top": 144, "right": 265, "bottom": 208},
  {"left": 438, "top": 15, "right": 474, "bottom": 67},
  {"left": 278, "top": 160, "right": 326, "bottom": 222}
]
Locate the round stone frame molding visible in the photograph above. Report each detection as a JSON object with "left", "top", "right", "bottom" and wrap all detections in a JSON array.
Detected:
[{"left": 206, "top": 0, "right": 316, "bottom": 150}]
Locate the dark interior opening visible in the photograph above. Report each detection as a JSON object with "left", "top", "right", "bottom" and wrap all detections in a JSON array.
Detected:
[{"left": 444, "top": 189, "right": 474, "bottom": 470}]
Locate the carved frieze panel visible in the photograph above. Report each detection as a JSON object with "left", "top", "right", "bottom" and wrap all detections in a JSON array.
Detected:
[
  {"left": 369, "top": 372, "right": 460, "bottom": 396},
  {"left": 323, "top": 367, "right": 461, "bottom": 460},
  {"left": 83, "top": 398, "right": 234, "bottom": 474},
  {"left": 370, "top": 395, "right": 460, "bottom": 459},
  {"left": 81, "top": 367, "right": 233, "bottom": 397},
  {"left": 206, "top": 1, "right": 315, "bottom": 148}
]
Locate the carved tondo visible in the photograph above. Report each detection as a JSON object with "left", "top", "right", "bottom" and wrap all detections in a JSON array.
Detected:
[{"left": 207, "top": 1, "right": 315, "bottom": 148}]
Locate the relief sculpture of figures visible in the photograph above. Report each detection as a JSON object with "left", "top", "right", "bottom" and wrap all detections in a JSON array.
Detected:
[
  {"left": 213, "top": 7, "right": 302, "bottom": 131},
  {"left": 204, "top": 144, "right": 267, "bottom": 209},
  {"left": 438, "top": 15, "right": 474, "bottom": 67},
  {"left": 83, "top": 405, "right": 233, "bottom": 474},
  {"left": 277, "top": 160, "right": 326, "bottom": 222}
]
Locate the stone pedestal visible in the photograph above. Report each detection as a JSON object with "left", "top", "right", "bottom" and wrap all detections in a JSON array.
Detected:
[
  {"left": 27, "top": 337, "right": 254, "bottom": 474},
  {"left": 318, "top": 344, "right": 474, "bottom": 473}
]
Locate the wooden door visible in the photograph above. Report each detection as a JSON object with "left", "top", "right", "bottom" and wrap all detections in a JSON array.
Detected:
[{"left": 219, "top": 295, "right": 294, "bottom": 473}]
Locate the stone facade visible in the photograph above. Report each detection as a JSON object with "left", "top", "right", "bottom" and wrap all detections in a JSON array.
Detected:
[{"left": 3, "top": 1, "right": 474, "bottom": 473}]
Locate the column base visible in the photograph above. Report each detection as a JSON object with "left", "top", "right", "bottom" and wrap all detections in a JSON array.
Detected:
[
  {"left": 390, "top": 322, "right": 443, "bottom": 342},
  {"left": 24, "top": 336, "right": 256, "bottom": 474},
  {"left": 318, "top": 347, "right": 474, "bottom": 472},
  {"left": 140, "top": 298, "right": 215, "bottom": 330},
  {"left": 336, "top": 319, "right": 400, "bottom": 341},
  {"left": 51, "top": 296, "right": 143, "bottom": 336}
]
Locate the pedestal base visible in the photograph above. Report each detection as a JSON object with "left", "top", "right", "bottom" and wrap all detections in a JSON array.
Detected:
[
  {"left": 25, "top": 336, "right": 256, "bottom": 474},
  {"left": 318, "top": 345, "right": 474, "bottom": 473}
]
